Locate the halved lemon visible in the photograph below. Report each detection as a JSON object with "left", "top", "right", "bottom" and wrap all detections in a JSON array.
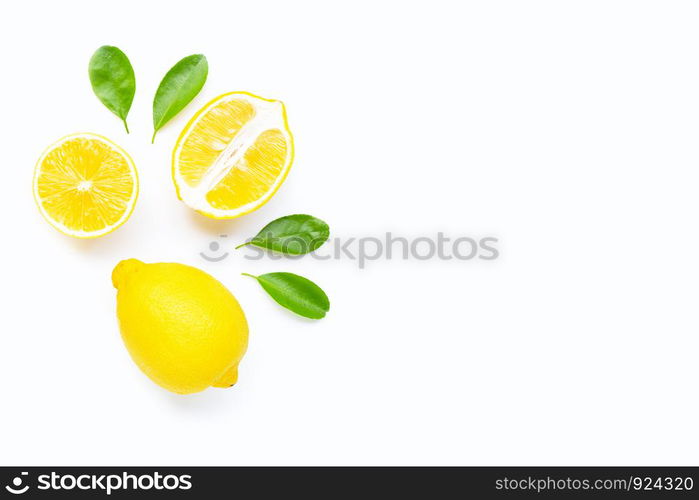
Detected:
[
  {"left": 33, "top": 133, "right": 138, "bottom": 238},
  {"left": 172, "top": 91, "right": 294, "bottom": 219}
]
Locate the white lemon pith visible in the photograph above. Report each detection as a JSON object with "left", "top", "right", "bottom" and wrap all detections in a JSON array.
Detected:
[
  {"left": 112, "top": 259, "right": 249, "bottom": 395},
  {"left": 172, "top": 91, "right": 294, "bottom": 219},
  {"left": 33, "top": 133, "right": 138, "bottom": 238}
]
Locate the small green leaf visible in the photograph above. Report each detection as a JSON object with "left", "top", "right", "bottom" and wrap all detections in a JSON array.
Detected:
[
  {"left": 243, "top": 272, "right": 330, "bottom": 319},
  {"left": 237, "top": 214, "right": 330, "bottom": 255},
  {"left": 152, "top": 54, "right": 208, "bottom": 142},
  {"left": 88, "top": 46, "right": 135, "bottom": 133}
]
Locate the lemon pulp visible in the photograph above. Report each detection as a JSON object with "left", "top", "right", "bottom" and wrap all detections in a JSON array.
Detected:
[
  {"left": 33, "top": 133, "right": 138, "bottom": 238},
  {"left": 172, "top": 91, "right": 293, "bottom": 219}
]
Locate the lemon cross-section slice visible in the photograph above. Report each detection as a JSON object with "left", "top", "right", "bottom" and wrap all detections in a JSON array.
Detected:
[
  {"left": 172, "top": 91, "right": 294, "bottom": 219},
  {"left": 33, "top": 133, "right": 138, "bottom": 238}
]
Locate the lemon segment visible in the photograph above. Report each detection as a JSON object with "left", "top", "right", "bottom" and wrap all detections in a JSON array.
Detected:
[
  {"left": 33, "top": 133, "right": 138, "bottom": 238},
  {"left": 172, "top": 92, "right": 294, "bottom": 219}
]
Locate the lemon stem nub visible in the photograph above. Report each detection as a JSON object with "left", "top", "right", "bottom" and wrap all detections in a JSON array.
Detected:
[
  {"left": 112, "top": 259, "right": 144, "bottom": 289},
  {"left": 212, "top": 365, "right": 239, "bottom": 388}
]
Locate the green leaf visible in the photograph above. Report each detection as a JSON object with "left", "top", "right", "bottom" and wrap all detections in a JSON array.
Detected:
[
  {"left": 88, "top": 46, "right": 136, "bottom": 133},
  {"left": 238, "top": 214, "right": 330, "bottom": 255},
  {"left": 152, "top": 54, "right": 208, "bottom": 142},
  {"left": 243, "top": 272, "right": 330, "bottom": 319}
]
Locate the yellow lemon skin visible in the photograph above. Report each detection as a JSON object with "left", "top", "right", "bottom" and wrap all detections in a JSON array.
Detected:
[{"left": 112, "top": 259, "right": 248, "bottom": 395}]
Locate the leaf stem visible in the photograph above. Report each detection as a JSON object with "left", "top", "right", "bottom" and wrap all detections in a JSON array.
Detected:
[
  {"left": 235, "top": 241, "right": 253, "bottom": 250},
  {"left": 151, "top": 130, "right": 157, "bottom": 144},
  {"left": 241, "top": 273, "right": 257, "bottom": 279},
  {"left": 123, "top": 119, "right": 130, "bottom": 134}
]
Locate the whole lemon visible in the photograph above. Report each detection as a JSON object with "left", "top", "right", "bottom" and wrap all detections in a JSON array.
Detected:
[{"left": 112, "top": 259, "right": 248, "bottom": 394}]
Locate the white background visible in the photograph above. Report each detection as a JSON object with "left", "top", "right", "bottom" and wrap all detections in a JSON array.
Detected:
[{"left": 1, "top": 0, "right": 697, "bottom": 466}]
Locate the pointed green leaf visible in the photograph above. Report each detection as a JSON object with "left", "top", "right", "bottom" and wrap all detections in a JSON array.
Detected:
[
  {"left": 243, "top": 272, "right": 330, "bottom": 319},
  {"left": 88, "top": 46, "right": 135, "bottom": 133},
  {"left": 152, "top": 54, "right": 208, "bottom": 142},
  {"left": 238, "top": 214, "right": 330, "bottom": 255}
]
